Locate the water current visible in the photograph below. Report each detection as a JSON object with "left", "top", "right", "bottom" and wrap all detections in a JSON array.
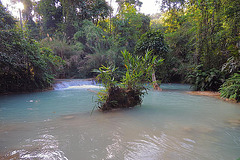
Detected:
[{"left": 0, "top": 80, "right": 240, "bottom": 160}]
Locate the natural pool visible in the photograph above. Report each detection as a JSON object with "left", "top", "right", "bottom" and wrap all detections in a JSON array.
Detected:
[{"left": 0, "top": 80, "right": 240, "bottom": 160}]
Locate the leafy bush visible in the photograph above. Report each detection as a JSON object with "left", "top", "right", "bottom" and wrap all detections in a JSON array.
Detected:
[
  {"left": 40, "top": 36, "right": 84, "bottom": 78},
  {"left": 0, "top": 29, "right": 63, "bottom": 92},
  {"left": 222, "top": 56, "right": 240, "bottom": 75},
  {"left": 187, "top": 65, "right": 225, "bottom": 91},
  {"left": 0, "top": 2, "right": 64, "bottom": 93},
  {"left": 78, "top": 52, "right": 114, "bottom": 78},
  {"left": 220, "top": 72, "right": 240, "bottom": 102},
  {"left": 94, "top": 50, "right": 163, "bottom": 111}
]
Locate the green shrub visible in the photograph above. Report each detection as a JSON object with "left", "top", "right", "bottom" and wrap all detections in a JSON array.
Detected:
[
  {"left": 222, "top": 56, "right": 240, "bottom": 75},
  {"left": 94, "top": 50, "right": 163, "bottom": 111},
  {"left": 40, "top": 36, "right": 85, "bottom": 78},
  {"left": 187, "top": 65, "right": 225, "bottom": 91},
  {"left": 220, "top": 72, "right": 240, "bottom": 102},
  {"left": 0, "top": 29, "right": 63, "bottom": 92}
]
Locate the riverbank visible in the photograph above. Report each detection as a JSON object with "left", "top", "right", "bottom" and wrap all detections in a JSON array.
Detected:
[
  {"left": 0, "top": 87, "right": 53, "bottom": 96},
  {"left": 186, "top": 91, "right": 239, "bottom": 104},
  {"left": 0, "top": 78, "right": 96, "bottom": 95}
]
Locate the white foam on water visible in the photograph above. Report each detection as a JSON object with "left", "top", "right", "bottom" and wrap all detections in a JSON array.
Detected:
[
  {"left": 54, "top": 79, "right": 103, "bottom": 90},
  {"left": 64, "top": 85, "right": 104, "bottom": 90}
]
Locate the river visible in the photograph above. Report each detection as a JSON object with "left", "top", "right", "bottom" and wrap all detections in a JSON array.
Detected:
[{"left": 0, "top": 80, "right": 239, "bottom": 159}]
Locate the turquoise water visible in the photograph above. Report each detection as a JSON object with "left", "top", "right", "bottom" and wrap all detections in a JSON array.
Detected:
[{"left": 0, "top": 81, "right": 240, "bottom": 159}]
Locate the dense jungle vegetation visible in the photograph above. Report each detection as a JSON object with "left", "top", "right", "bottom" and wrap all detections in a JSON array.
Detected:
[{"left": 0, "top": 0, "right": 239, "bottom": 101}]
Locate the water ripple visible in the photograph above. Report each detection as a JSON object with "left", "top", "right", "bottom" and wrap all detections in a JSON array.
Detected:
[{"left": 2, "top": 134, "right": 68, "bottom": 160}]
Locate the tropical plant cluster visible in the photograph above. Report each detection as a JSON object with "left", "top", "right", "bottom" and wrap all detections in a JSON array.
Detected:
[
  {"left": 220, "top": 72, "right": 240, "bottom": 102},
  {"left": 187, "top": 65, "right": 225, "bottom": 91},
  {"left": 95, "top": 50, "right": 163, "bottom": 111}
]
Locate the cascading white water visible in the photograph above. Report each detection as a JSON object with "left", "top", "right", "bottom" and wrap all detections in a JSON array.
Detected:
[{"left": 54, "top": 79, "right": 103, "bottom": 90}]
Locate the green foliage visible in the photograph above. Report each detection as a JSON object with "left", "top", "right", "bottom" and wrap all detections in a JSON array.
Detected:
[
  {"left": 121, "top": 50, "right": 163, "bottom": 88},
  {"left": 0, "top": 29, "right": 63, "bottom": 92},
  {"left": 222, "top": 56, "right": 240, "bottom": 75},
  {"left": 116, "top": 0, "right": 142, "bottom": 9},
  {"left": 135, "top": 29, "right": 184, "bottom": 82},
  {"left": 1, "top": 0, "right": 152, "bottom": 82},
  {"left": 95, "top": 50, "right": 163, "bottom": 110},
  {"left": 36, "top": 0, "right": 63, "bottom": 37},
  {"left": 73, "top": 20, "right": 123, "bottom": 78},
  {"left": 3, "top": 0, "right": 238, "bottom": 92},
  {"left": 94, "top": 65, "right": 118, "bottom": 89},
  {"left": 165, "top": 22, "right": 195, "bottom": 60},
  {"left": 74, "top": 20, "right": 111, "bottom": 54},
  {"left": 40, "top": 47, "right": 64, "bottom": 73},
  {"left": 185, "top": 0, "right": 240, "bottom": 70},
  {"left": 78, "top": 51, "right": 120, "bottom": 78},
  {"left": 40, "top": 36, "right": 84, "bottom": 78},
  {"left": 59, "top": 0, "right": 111, "bottom": 38},
  {"left": 220, "top": 72, "right": 240, "bottom": 102},
  {"left": 87, "top": 0, "right": 112, "bottom": 24},
  {"left": 0, "top": 2, "right": 15, "bottom": 29},
  {"left": 135, "top": 29, "right": 168, "bottom": 57},
  {"left": 25, "top": 19, "right": 40, "bottom": 40},
  {"left": 161, "top": 0, "right": 185, "bottom": 11},
  {"left": 22, "top": 0, "right": 33, "bottom": 21},
  {"left": 41, "top": 22, "right": 120, "bottom": 79},
  {"left": 162, "top": 13, "right": 196, "bottom": 82},
  {"left": 0, "top": 5, "right": 63, "bottom": 92},
  {"left": 152, "top": 0, "right": 239, "bottom": 85},
  {"left": 187, "top": 65, "right": 225, "bottom": 91},
  {"left": 92, "top": 65, "right": 119, "bottom": 107},
  {"left": 112, "top": 3, "right": 150, "bottom": 52}
]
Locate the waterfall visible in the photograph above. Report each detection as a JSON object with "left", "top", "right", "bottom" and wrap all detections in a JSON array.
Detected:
[{"left": 53, "top": 79, "right": 102, "bottom": 90}]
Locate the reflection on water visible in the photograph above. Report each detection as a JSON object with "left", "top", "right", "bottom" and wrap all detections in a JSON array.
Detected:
[
  {"left": 0, "top": 83, "right": 240, "bottom": 160},
  {"left": 3, "top": 134, "right": 67, "bottom": 160}
]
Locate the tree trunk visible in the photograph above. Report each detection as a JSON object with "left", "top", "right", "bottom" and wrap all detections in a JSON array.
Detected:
[{"left": 152, "top": 71, "right": 162, "bottom": 91}]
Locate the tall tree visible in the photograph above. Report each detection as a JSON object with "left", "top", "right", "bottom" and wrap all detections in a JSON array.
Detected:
[
  {"left": 135, "top": 29, "right": 169, "bottom": 85},
  {"left": 36, "top": 0, "right": 63, "bottom": 37},
  {"left": 0, "top": 1, "right": 15, "bottom": 29},
  {"left": 112, "top": 2, "right": 150, "bottom": 52},
  {"left": 60, "top": 0, "right": 111, "bottom": 39},
  {"left": 22, "top": 0, "right": 33, "bottom": 21},
  {"left": 160, "top": 0, "right": 185, "bottom": 11},
  {"left": 116, "top": 0, "right": 142, "bottom": 11}
]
